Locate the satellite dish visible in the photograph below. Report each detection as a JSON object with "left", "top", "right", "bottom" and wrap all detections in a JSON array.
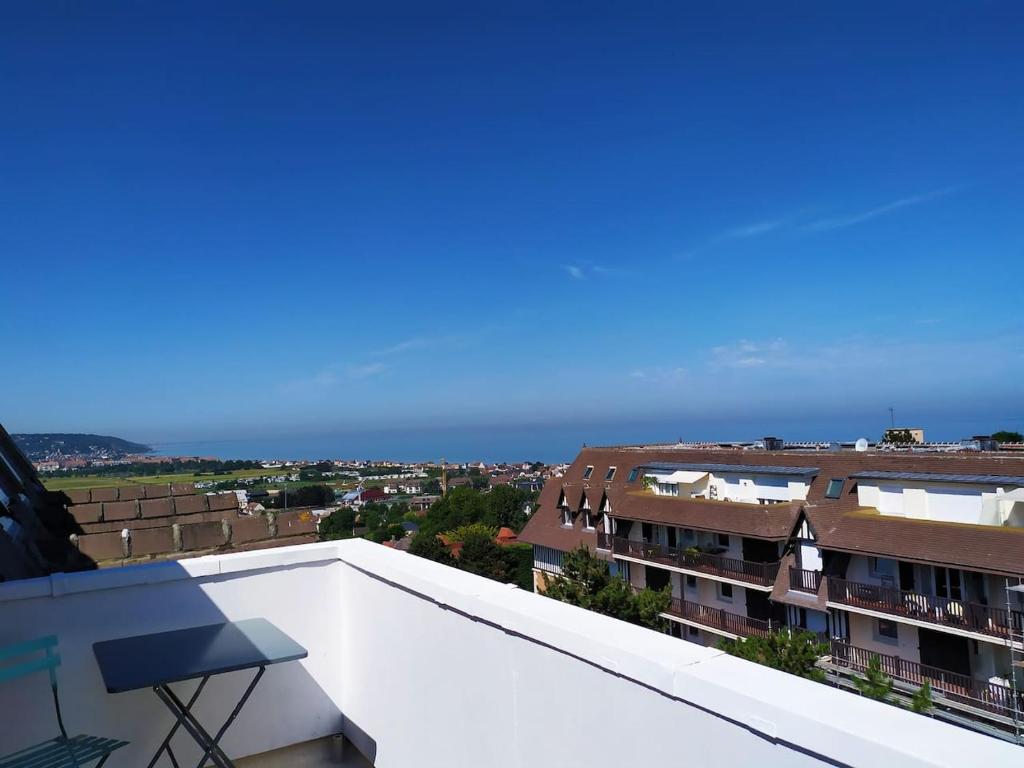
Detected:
[{"left": 855, "top": 438, "right": 869, "bottom": 452}]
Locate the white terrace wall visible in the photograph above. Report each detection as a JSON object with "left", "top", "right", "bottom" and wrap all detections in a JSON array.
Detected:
[
  {"left": 0, "top": 546, "right": 347, "bottom": 765},
  {"left": 1, "top": 540, "right": 1022, "bottom": 768}
]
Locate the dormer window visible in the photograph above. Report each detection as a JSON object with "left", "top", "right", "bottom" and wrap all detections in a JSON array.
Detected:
[
  {"left": 582, "top": 465, "right": 593, "bottom": 480},
  {"left": 605, "top": 466, "right": 617, "bottom": 481},
  {"left": 561, "top": 506, "right": 572, "bottom": 526},
  {"left": 825, "top": 478, "right": 844, "bottom": 499}
]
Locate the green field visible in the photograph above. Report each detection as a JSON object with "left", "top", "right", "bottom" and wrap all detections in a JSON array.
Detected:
[{"left": 41, "top": 467, "right": 325, "bottom": 491}]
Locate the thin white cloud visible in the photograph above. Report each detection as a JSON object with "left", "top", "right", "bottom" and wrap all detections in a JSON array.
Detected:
[
  {"left": 345, "top": 362, "right": 387, "bottom": 380},
  {"left": 710, "top": 339, "right": 787, "bottom": 370},
  {"left": 282, "top": 361, "right": 388, "bottom": 395},
  {"left": 563, "top": 263, "right": 629, "bottom": 280},
  {"left": 803, "top": 186, "right": 959, "bottom": 232},
  {"left": 628, "top": 366, "right": 687, "bottom": 383},
  {"left": 717, "top": 219, "right": 786, "bottom": 241}
]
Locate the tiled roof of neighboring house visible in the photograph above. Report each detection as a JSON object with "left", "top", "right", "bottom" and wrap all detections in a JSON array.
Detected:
[
  {"left": 804, "top": 503, "right": 1024, "bottom": 577},
  {"left": 495, "top": 527, "right": 518, "bottom": 545}
]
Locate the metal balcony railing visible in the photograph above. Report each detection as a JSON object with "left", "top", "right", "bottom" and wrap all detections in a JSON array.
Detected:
[
  {"left": 829, "top": 640, "right": 1024, "bottom": 720},
  {"left": 609, "top": 536, "right": 780, "bottom": 587},
  {"left": 827, "top": 577, "right": 1024, "bottom": 640}
]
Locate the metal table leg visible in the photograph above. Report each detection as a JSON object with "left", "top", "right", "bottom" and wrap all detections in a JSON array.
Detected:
[
  {"left": 148, "top": 677, "right": 210, "bottom": 768},
  {"left": 149, "top": 667, "right": 266, "bottom": 768}
]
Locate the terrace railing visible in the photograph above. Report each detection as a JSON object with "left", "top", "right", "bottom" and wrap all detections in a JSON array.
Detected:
[
  {"left": 609, "top": 536, "right": 780, "bottom": 587},
  {"left": 829, "top": 640, "right": 1024, "bottom": 720},
  {"left": 666, "top": 598, "right": 774, "bottom": 638},
  {"left": 789, "top": 567, "right": 823, "bottom": 593},
  {"left": 827, "top": 577, "right": 1024, "bottom": 640}
]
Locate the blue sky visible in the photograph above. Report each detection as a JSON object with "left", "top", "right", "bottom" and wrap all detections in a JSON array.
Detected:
[{"left": 2, "top": 2, "right": 1023, "bottom": 445}]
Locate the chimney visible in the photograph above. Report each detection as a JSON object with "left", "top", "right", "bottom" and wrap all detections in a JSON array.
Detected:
[{"left": 763, "top": 436, "right": 784, "bottom": 451}]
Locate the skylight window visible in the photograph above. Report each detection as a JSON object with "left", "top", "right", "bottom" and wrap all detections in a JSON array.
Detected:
[
  {"left": 825, "top": 478, "right": 844, "bottom": 499},
  {"left": 627, "top": 467, "right": 639, "bottom": 483},
  {"left": 605, "top": 466, "right": 616, "bottom": 481},
  {"left": 582, "top": 465, "right": 593, "bottom": 480}
]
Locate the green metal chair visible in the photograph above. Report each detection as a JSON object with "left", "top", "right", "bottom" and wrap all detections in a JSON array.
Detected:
[{"left": 0, "top": 636, "right": 127, "bottom": 767}]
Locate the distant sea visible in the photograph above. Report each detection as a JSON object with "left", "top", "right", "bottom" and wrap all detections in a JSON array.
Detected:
[
  {"left": 143, "top": 414, "right": 956, "bottom": 465},
  {"left": 148, "top": 424, "right": 664, "bottom": 465}
]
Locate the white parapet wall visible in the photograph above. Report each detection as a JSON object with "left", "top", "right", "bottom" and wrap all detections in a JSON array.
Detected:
[{"left": 0, "top": 539, "right": 1021, "bottom": 767}]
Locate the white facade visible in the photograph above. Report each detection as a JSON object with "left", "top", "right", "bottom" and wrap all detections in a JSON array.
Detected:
[
  {"left": 646, "top": 469, "right": 810, "bottom": 504},
  {"left": 856, "top": 479, "right": 1024, "bottom": 526}
]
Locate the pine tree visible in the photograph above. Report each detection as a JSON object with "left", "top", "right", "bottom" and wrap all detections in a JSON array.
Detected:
[
  {"left": 852, "top": 655, "right": 893, "bottom": 702},
  {"left": 910, "top": 679, "right": 933, "bottom": 714}
]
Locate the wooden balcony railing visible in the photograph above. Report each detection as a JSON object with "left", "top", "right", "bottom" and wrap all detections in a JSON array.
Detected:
[
  {"left": 666, "top": 598, "right": 774, "bottom": 638},
  {"left": 609, "top": 536, "right": 780, "bottom": 587},
  {"left": 789, "top": 567, "right": 823, "bottom": 593},
  {"left": 829, "top": 640, "right": 1024, "bottom": 720},
  {"left": 827, "top": 577, "right": 1024, "bottom": 640}
]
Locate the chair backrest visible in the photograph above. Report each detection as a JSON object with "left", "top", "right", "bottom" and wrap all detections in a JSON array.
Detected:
[{"left": 0, "top": 635, "right": 60, "bottom": 689}]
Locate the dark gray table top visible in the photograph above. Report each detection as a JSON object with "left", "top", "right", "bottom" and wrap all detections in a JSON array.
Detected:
[{"left": 93, "top": 618, "right": 308, "bottom": 693}]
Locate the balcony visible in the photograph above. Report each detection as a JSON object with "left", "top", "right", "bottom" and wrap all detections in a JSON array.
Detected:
[
  {"left": 665, "top": 597, "right": 775, "bottom": 639},
  {"left": 609, "top": 536, "right": 780, "bottom": 587},
  {"left": 790, "top": 567, "right": 823, "bottom": 594},
  {"left": 827, "top": 577, "right": 1024, "bottom": 641},
  {"left": 0, "top": 540, "right": 1019, "bottom": 766},
  {"left": 828, "top": 640, "right": 1024, "bottom": 722}
]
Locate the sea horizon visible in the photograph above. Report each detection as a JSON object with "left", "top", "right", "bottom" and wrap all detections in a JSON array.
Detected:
[{"left": 142, "top": 413, "right": 996, "bottom": 465}]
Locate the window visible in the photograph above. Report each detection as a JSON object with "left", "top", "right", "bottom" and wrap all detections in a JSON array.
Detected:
[
  {"left": 657, "top": 482, "right": 679, "bottom": 496},
  {"left": 876, "top": 618, "right": 898, "bottom": 643},
  {"left": 582, "top": 465, "right": 593, "bottom": 480},
  {"left": 561, "top": 507, "right": 572, "bottom": 526},
  {"left": 627, "top": 467, "right": 640, "bottom": 483},
  {"left": 825, "top": 478, "right": 844, "bottom": 499},
  {"left": 683, "top": 528, "right": 695, "bottom": 543},
  {"left": 605, "top": 466, "right": 617, "bottom": 481},
  {"left": 583, "top": 510, "right": 594, "bottom": 530},
  {"left": 718, "top": 582, "right": 734, "bottom": 602},
  {"left": 685, "top": 574, "right": 697, "bottom": 588},
  {"left": 717, "top": 533, "right": 730, "bottom": 548},
  {"left": 869, "top": 557, "right": 895, "bottom": 579},
  {"left": 687, "top": 626, "right": 699, "bottom": 638}
]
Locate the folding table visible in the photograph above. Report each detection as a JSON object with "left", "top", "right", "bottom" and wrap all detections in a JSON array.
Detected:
[{"left": 93, "top": 618, "right": 307, "bottom": 768}]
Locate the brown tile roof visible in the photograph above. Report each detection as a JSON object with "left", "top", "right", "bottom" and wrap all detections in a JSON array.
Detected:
[
  {"left": 519, "top": 445, "right": 1024, "bottom": 557},
  {"left": 805, "top": 503, "right": 1024, "bottom": 577},
  {"left": 606, "top": 487, "right": 801, "bottom": 540}
]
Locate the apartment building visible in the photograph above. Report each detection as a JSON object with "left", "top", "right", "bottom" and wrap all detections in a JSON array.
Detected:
[{"left": 520, "top": 443, "right": 1024, "bottom": 739}]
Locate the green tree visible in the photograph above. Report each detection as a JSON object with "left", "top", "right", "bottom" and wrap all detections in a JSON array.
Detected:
[
  {"left": 718, "top": 630, "right": 827, "bottom": 682},
  {"left": 417, "top": 486, "right": 487, "bottom": 537},
  {"left": 458, "top": 531, "right": 511, "bottom": 582},
  {"left": 409, "top": 531, "right": 455, "bottom": 566},
  {"left": 318, "top": 507, "right": 356, "bottom": 541},
  {"left": 542, "top": 546, "right": 671, "bottom": 630},
  {"left": 910, "top": 679, "right": 933, "bottom": 714},
  {"left": 993, "top": 430, "right": 1024, "bottom": 443},
  {"left": 852, "top": 655, "right": 893, "bottom": 701},
  {"left": 882, "top": 428, "right": 916, "bottom": 445},
  {"left": 483, "top": 485, "right": 531, "bottom": 531},
  {"left": 445, "top": 522, "right": 498, "bottom": 543}
]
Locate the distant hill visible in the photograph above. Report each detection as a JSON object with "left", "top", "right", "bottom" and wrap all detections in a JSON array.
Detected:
[{"left": 13, "top": 433, "right": 152, "bottom": 461}]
